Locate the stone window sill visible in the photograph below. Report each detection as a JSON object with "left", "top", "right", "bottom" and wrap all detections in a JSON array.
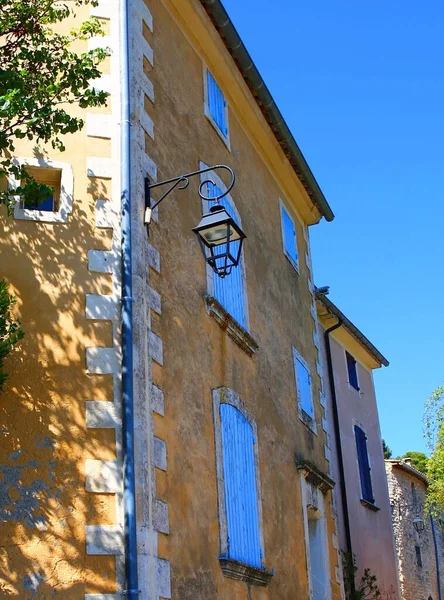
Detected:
[
  {"left": 204, "top": 295, "right": 259, "bottom": 357},
  {"left": 299, "top": 407, "right": 317, "bottom": 435},
  {"left": 219, "top": 558, "right": 274, "bottom": 587},
  {"left": 360, "top": 498, "right": 380, "bottom": 512}
]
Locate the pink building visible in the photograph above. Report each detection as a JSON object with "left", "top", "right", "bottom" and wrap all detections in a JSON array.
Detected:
[{"left": 316, "top": 290, "right": 401, "bottom": 599}]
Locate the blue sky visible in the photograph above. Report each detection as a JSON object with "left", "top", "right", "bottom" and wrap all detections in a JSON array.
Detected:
[{"left": 222, "top": 0, "right": 444, "bottom": 456}]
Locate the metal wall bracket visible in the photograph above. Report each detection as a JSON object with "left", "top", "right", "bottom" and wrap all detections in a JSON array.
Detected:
[{"left": 144, "top": 164, "right": 235, "bottom": 226}]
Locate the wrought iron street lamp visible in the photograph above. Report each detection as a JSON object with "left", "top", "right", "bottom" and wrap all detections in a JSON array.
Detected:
[
  {"left": 144, "top": 165, "right": 245, "bottom": 279},
  {"left": 391, "top": 500, "right": 426, "bottom": 534},
  {"left": 413, "top": 516, "right": 425, "bottom": 533}
]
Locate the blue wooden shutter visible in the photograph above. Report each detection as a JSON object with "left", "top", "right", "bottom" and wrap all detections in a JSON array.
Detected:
[
  {"left": 220, "top": 404, "right": 262, "bottom": 568},
  {"left": 354, "top": 425, "right": 374, "bottom": 503},
  {"left": 281, "top": 205, "right": 298, "bottom": 266},
  {"left": 207, "top": 71, "right": 228, "bottom": 136},
  {"left": 346, "top": 352, "right": 359, "bottom": 390},
  {"left": 295, "top": 355, "right": 314, "bottom": 418},
  {"left": 208, "top": 185, "right": 246, "bottom": 328}
]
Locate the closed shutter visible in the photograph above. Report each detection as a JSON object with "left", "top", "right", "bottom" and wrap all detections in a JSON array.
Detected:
[
  {"left": 346, "top": 352, "right": 359, "bottom": 390},
  {"left": 295, "top": 355, "right": 314, "bottom": 418},
  {"left": 207, "top": 71, "right": 228, "bottom": 136},
  {"left": 354, "top": 425, "right": 374, "bottom": 503},
  {"left": 281, "top": 205, "right": 298, "bottom": 266},
  {"left": 220, "top": 404, "right": 262, "bottom": 568},
  {"left": 208, "top": 185, "right": 246, "bottom": 328}
]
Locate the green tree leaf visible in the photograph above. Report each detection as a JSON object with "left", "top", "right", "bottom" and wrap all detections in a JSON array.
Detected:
[
  {"left": 0, "top": 0, "right": 109, "bottom": 210},
  {"left": 424, "top": 386, "right": 444, "bottom": 513}
]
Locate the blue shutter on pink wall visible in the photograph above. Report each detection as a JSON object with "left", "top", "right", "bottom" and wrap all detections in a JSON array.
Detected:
[
  {"left": 354, "top": 425, "right": 374, "bottom": 503},
  {"left": 207, "top": 184, "right": 246, "bottom": 328},
  {"left": 207, "top": 71, "right": 228, "bottom": 136},
  {"left": 220, "top": 403, "right": 262, "bottom": 568},
  {"left": 346, "top": 351, "right": 359, "bottom": 390}
]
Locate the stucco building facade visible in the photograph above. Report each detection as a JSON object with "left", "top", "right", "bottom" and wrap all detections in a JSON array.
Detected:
[
  {"left": 386, "top": 459, "right": 444, "bottom": 600},
  {"left": 316, "top": 292, "right": 401, "bottom": 599},
  {"left": 0, "top": 1, "right": 351, "bottom": 599}
]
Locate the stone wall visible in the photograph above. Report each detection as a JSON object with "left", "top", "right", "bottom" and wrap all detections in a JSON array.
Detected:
[{"left": 386, "top": 460, "right": 443, "bottom": 600}]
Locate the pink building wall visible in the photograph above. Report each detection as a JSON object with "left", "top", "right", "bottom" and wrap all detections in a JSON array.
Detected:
[{"left": 319, "top": 323, "right": 401, "bottom": 599}]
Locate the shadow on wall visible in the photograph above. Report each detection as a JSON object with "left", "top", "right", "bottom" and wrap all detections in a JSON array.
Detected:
[{"left": 0, "top": 171, "right": 119, "bottom": 597}]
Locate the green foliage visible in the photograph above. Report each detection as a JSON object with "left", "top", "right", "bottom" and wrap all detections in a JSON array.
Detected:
[
  {"left": 0, "top": 279, "right": 24, "bottom": 391},
  {"left": 401, "top": 451, "right": 429, "bottom": 474},
  {"left": 342, "top": 552, "right": 381, "bottom": 600},
  {"left": 382, "top": 439, "right": 392, "bottom": 459},
  {"left": 0, "top": 0, "right": 108, "bottom": 209},
  {"left": 424, "top": 386, "right": 444, "bottom": 513}
]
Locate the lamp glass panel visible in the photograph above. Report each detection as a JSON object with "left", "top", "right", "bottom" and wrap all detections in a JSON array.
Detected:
[{"left": 201, "top": 223, "right": 241, "bottom": 245}]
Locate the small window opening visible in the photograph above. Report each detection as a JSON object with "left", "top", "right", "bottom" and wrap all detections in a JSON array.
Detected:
[
  {"left": 22, "top": 166, "right": 61, "bottom": 212},
  {"left": 346, "top": 351, "right": 359, "bottom": 391},
  {"left": 415, "top": 545, "right": 423, "bottom": 568}
]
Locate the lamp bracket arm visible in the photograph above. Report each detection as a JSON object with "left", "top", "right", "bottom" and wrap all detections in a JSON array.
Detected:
[{"left": 145, "top": 165, "right": 235, "bottom": 217}]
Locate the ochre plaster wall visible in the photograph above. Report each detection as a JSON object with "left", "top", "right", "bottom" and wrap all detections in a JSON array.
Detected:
[
  {"left": 318, "top": 319, "right": 401, "bottom": 599},
  {"left": 0, "top": 0, "right": 342, "bottom": 596},
  {"left": 144, "top": 0, "right": 342, "bottom": 598},
  {"left": 0, "top": 4, "right": 121, "bottom": 597}
]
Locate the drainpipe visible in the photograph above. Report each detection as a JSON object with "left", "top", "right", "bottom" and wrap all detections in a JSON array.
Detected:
[
  {"left": 120, "top": 0, "right": 139, "bottom": 596},
  {"left": 324, "top": 319, "right": 355, "bottom": 592},
  {"left": 430, "top": 513, "right": 442, "bottom": 600}
]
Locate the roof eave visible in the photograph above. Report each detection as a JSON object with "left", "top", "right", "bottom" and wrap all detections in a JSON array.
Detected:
[
  {"left": 386, "top": 460, "right": 429, "bottom": 486},
  {"left": 199, "top": 0, "right": 335, "bottom": 223},
  {"left": 316, "top": 291, "right": 389, "bottom": 367}
]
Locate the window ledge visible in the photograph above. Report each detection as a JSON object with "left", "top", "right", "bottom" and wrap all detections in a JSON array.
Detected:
[
  {"left": 204, "top": 294, "right": 259, "bottom": 357},
  {"left": 298, "top": 407, "right": 317, "bottom": 435},
  {"left": 284, "top": 251, "right": 299, "bottom": 273},
  {"left": 347, "top": 382, "right": 360, "bottom": 393},
  {"left": 360, "top": 499, "right": 380, "bottom": 512},
  {"left": 219, "top": 558, "right": 274, "bottom": 587}
]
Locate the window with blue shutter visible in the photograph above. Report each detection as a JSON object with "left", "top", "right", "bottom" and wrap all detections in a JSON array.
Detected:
[
  {"left": 354, "top": 425, "right": 374, "bottom": 503},
  {"left": 280, "top": 203, "right": 298, "bottom": 269},
  {"left": 206, "top": 70, "right": 228, "bottom": 138},
  {"left": 293, "top": 349, "right": 314, "bottom": 419},
  {"left": 346, "top": 351, "right": 359, "bottom": 391},
  {"left": 220, "top": 403, "right": 262, "bottom": 568},
  {"left": 207, "top": 184, "right": 246, "bottom": 329}
]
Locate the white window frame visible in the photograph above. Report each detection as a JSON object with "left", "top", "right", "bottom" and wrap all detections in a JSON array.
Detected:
[
  {"left": 199, "top": 161, "right": 250, "bottom": 331},
  {"left": 9, "top": 157, "right": 73, "bottom": 223},
  {"left": 300, "top": 476, "right": 332, "bottom": 600},
  {"left": 279, "top": 198, "right": 299, "bottom": 272},
  {"left": 212, "top": 387, "right": 266, "bottom": 565},
  {"left": 293, "top": 347, "right": 317, "bottom": 434},
  {"left": 203, "top": 65, "right": 231, "bottom": 150}
]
